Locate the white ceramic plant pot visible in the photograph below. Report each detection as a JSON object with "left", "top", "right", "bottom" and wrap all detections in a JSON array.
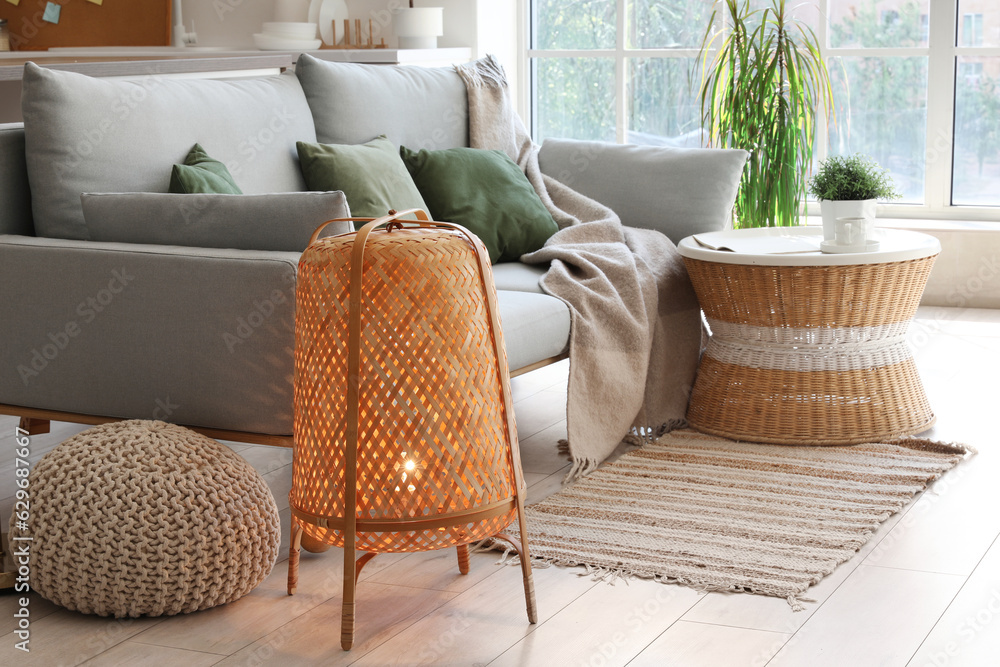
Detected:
[
  {"left": 395, "top": 7, "right": 443, "bottom": 49},
  {"left": 819, "top": 199, "right": 877, "bottom": 241}
]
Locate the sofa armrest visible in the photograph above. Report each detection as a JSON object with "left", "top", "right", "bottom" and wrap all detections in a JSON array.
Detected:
[
  {"left": 537, "top": 138, "right": 748, "bottom": 245},
  {"left": 0, "top": 235, "right": 300, "bottom": 435}
]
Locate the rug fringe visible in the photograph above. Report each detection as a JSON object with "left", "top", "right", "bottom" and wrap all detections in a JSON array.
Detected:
[
  {"left": 500, "top": 551, "right": 815, "bottom": 610},
  {"left": 885, "top": 436, "right": 977, "bottom": 458}
]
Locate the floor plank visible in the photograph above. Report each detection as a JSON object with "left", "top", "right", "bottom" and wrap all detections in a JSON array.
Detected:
[
  {"left": 78, "top": 642, "right": 225, "bottom": 667},
  {"left": 767, "top": 565, "right": 965, "bottom": 667},
  {"left": 907, "top": 535, "right": 1000, "bottom": 667},
  {"left": 629, "top": 621, "right": 791, "bottom": 667},
  {"left": 491, "top": 576, "right": 703, "bottom": 667}
]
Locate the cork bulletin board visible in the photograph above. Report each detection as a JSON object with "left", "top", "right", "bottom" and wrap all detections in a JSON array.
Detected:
[{"left": 0, "top": 0, "right": 172, "bottom": 51}]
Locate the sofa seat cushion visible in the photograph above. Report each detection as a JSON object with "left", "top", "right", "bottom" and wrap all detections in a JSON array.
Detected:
[
  {"left": 491, "top": 262, "right": 547, "bottom": 294},
  {"left": 495, "top": 290, "right": 570, "bottom": 372},
  {"left": 80, "top": 191, "right": 352, "bottom": 252},
  {"left": 20, "top": 63, "right": 316, "bottom": 241},
  {"left": 295, "top": 54, "right": 469, "bottom": 149},
  {"left": 538, "top": 138, "right": 748, "bottom": 244}
]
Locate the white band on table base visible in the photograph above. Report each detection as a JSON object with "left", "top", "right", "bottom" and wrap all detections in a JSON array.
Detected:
[{"left": 705, "top": 319, "right": 913, "bottom": 373}]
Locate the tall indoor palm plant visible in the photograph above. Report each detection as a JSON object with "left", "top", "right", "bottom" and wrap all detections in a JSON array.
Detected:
[{"left": 699, "top": 0, "right": 832, "bottom": 228}]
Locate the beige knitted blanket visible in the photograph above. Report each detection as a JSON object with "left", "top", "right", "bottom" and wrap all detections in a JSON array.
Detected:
[{"left": 456, "top": 57, "right": 703, "bottom": 479}]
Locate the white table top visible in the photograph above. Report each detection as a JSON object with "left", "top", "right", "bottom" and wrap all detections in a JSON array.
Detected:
[{"left": 677, "top": 227, "right": 941, "bottom": 266}]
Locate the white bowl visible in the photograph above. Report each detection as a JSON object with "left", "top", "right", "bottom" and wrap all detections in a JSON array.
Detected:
[
  {"left": 262, "top": 22, "right": 318, "bottom": 40},
  {"left": 253, "top": 33, "right": 322, "bottom": 51}
]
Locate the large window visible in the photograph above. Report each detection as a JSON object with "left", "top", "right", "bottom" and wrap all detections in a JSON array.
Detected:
[{"left": 526, "top": 0, "right": 1000, "bottom": 218}]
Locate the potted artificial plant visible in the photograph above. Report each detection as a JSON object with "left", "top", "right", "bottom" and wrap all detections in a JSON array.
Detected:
[
  {"left": 808, "top": 153, "right": 901, "bottom": 240},
  {"left": 699, "top": 0, "right": 832, "bottom": 228}
]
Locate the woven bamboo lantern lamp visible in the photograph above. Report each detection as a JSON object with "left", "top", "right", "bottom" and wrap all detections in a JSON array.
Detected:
[{"left": 287, "top": 209, "right": 537, "bottom": 650}]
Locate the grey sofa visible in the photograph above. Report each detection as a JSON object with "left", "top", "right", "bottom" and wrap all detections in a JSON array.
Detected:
[{"left": 0, "top": 54, "right": 745, "bottom": 445}]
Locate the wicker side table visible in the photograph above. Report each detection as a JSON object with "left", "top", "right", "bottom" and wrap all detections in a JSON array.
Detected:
[{"left": 677, "top": 227, "right": 941, "bottom": 445}]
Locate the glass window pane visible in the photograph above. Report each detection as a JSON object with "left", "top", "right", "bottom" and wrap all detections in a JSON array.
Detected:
[
  {"left": 953, "top": 57, "right": 1000, "bottom": 206},
  {"left": 827, "top": 56, "right": 928, "bottom": 203},
  {"left": 957, "top": 1, "right": 999, "bottom": 47},
  {"left": 628, "top": 58, "right": 703, "bottom": 146},
  {"left": 828, "top": 0, "right": 929, "bottom": 48},
  {"left": 628, "top": 0, "right": 713, "bottom": 49},
  {"left": 533, "top": 0, "right": 615, "bottom": 50},
  {"left": 533, "top": 58, "right": 615, "bottom": 142}
]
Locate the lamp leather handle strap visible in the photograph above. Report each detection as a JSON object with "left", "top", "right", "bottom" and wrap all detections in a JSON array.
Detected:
[
  {"left": 307, "top": 216, "right": 376, "bottom": 247},
  {"left": 308, "top": 208, "right": 452, "bottom": 247}
]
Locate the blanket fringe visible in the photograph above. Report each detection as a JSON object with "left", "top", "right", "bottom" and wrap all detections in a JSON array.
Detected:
[{"left": 560, "top": 419, "right": 688, "bottom": 480}]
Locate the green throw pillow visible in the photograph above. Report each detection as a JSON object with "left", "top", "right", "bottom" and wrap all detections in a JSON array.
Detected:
[
  {"left": 169, "top": 144, "right": 242, "bottom": 194},
  {"left": 399, "top": 146, "right": 558, "bottom": 263},
  {"left": 296, "top": 136, "right": 427, "bottom": 218}
]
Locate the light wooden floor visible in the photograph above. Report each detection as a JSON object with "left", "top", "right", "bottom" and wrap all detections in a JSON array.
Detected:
[{"left": 2, "top": 305, "right": 998, "bottom": 667}]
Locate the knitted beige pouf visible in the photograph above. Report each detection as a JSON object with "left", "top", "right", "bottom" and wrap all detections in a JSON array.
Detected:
[{"left": 8, "top": 420, "right": 281, "bottom": 617}]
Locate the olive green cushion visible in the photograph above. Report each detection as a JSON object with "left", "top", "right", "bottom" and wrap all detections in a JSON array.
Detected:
[
  {"left": 169, "top": 144, "right": 242, "bottom": 195},
  {"left": 296, "top": 136, "right": 426, "bottom": 218},
  {"left": 400, "top": 146, "right": 558, "bottom": 263}
]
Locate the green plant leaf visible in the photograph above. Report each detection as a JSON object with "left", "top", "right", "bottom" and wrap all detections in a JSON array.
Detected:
[{"left": 699, "top": 0, "right": 833, "bottom": 228}]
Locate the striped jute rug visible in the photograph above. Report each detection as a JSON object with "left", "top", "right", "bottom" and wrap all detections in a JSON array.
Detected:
[{"left": 507, "top": 429, "right": 973, "bottom": 609}]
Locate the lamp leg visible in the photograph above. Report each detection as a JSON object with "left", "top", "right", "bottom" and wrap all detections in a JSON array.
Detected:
[
  {"left": 287, "top": 521, "right": 304, "bottom": 595},
  {"left": 342, "top": 543, "right": 357, "bottom": 650},
  {"left": 515, "top": 496, "right": 539, "bottom": 623},
  {"left": 456, "top": 544, "right": 470, "bottom": 575}
]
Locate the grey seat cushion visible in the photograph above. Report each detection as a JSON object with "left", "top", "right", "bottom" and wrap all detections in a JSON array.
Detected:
[
  {"left": 295, "top": 54, "right": 469, "bottom": 150},
  {"left": 20, "top": 64, "right": 316, "bottom": 240},
  {"left": 495, "top": 290, "right": 569, "bottom": 372},
  {"left": 538, "top": 138, "right": 748, "bottom": 244},
  {"left": 81, "top": 191, "right": 352, "bottom": 252},
  {"left": 492, "top": 262, "right": 547, "bottom": 294}
]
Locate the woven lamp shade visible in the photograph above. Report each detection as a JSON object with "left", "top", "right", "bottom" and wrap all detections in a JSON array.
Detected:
[{"left": 287, "top": 210, "right": 536, "bottom": 650}]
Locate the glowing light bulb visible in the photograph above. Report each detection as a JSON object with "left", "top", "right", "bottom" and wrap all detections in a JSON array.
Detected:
[{"left": 404, "top": 460, "right": 416, "bottom": 471}]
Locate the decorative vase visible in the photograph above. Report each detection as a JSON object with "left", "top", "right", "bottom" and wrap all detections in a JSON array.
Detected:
[
  {"left": 394, "top": 7, "right": 443, "bottom": 49},
  {"left": 819, "top": 199, "right": 876, "bottom": 241}
]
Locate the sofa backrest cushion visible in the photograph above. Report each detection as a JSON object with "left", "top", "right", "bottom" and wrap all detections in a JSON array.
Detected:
[
  {"left": 20, "top": 63, "right": 317, "bottom": 241},
  {"left": 538, "top": 139, "right": 748, "bottom": 244},
  {"left": 296, "top": 54, "right": 468, "bottom": 150},
  {"left": 81, "top": 191, "right": 352, "bottom": 252},
  {"left": 0, "top": 123, "right": 34, "bottom": 236}
]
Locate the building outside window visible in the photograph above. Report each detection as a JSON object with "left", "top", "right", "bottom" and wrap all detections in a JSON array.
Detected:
[{"left": 526, "top": 0, "right": 1000, "bottom": 219}]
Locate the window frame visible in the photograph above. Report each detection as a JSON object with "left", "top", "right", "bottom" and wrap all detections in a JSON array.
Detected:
[{"left": 520, "top": 0, "right": 1000, "bottom": 222}]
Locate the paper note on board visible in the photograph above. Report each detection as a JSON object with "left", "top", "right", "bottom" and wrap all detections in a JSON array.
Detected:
[
  {"left": 87, "top": 0, "right": 104, "bottom": 5},
  {"left": 42, "top": 2, "right": 61, "bottom": 24},
  {"left": 6, "top": 0, "right": 21, "bottom": 7}
]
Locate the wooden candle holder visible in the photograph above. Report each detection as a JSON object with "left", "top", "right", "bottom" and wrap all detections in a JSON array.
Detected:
[{"left": 321, "top": 19, "right": 387, "bottom": 50}]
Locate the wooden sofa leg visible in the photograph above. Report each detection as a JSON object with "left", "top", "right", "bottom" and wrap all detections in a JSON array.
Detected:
[{"left": 18, "top": 417, "right": 50, "bottom": 435}]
